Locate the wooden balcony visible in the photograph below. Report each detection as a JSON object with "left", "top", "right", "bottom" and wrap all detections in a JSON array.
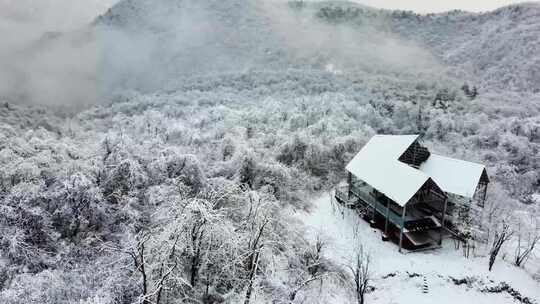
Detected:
[
  {"left": 335, "top": 184, "right": 406, "bottom": 229},
  {"left": 335, "top": 185, "right": 442, "bottom": 232},
  {"left": 335, "top": 184, "right": 444, "bottom": 251}
]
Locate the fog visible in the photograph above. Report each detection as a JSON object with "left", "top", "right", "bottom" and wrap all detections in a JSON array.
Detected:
[
  {"left": 0, "top": 0, "right": 119, "bottom": 31},
  {"left": 97, "top": 0, "right": 442, "bottom": 93},
  {"left": 0, "top": 0, "right": 442, "bottom": 108},
  {"left": 261, "top": 1, "right": 441, "bottom": 74},
  {"left": 0, "top": 0, "right": 118, "bottom": 107}
]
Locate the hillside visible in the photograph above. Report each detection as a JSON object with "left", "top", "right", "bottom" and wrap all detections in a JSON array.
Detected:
[
  {"left": 94, "top": 0, "right": 447, "bottom": 92},
  {"left": 387, "top": 3, "right": 540, "bottom": 93},
  {"left": 94, "top": 0, "right": 540, "bottom": 93},
  {"left": 0, "top": 1, "right": 539, "bottom": 303}
]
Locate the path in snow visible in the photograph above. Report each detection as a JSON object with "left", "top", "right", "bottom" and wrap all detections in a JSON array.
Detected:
[{"left": 295, "top": 193, "right": 540, "bottom": 304}]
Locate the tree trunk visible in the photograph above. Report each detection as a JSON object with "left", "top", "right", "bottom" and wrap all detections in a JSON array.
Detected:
[
  {"left": 140, "top": 243, "right": 150, "bottom": 304},
  {"left": 243, "top": 251, "right": 260, "bottom": 304},
  {"left": 489, "top": 223, "right": 512, "bottom": 271}
]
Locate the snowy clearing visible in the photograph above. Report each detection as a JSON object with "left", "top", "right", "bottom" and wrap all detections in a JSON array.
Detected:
[{"left": 295, "top": 193, "right": 540, "bottom": 304}]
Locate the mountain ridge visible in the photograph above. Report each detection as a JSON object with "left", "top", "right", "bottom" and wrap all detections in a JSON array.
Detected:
[{"left": 95, "top": 0, "right": 540, "bottom": 93}]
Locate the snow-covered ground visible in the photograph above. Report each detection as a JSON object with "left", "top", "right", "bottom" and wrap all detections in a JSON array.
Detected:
[{"left": 296, "top": 193, "right": 540, "bottom": 304}]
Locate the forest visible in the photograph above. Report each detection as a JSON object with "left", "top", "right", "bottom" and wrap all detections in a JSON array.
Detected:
[{"left": 0, "top": 0, "right": 539, "bottom": 303}]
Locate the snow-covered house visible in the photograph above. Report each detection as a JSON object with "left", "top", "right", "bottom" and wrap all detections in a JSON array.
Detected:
[{"left": 335, "top": 135, "right": 489, "bottom": 252}]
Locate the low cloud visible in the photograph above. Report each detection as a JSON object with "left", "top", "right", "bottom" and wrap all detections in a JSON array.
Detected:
[
  {"left": 0, "top": 0, "right": 442, "bottom": 108},
  {"left": 0, "top": 0, "right": 118, "bottom": 107},
  {"left": 260, "top": 1, "right": 441, "bottom": 74}
]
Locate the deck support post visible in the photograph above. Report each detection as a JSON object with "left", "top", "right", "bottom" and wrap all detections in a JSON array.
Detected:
[
  {"left": 399, "top": 205, "right": 407, "bottom": 253},
  {"left": 371, "top": 201, "right": 376, "bottom": 225},
  {"left": 347, "top": 172, "right": 352, "bottom": 199},
  {"left": 439, "top": 197, "right": 448, "bottom": 246},
  {"left": 384, "top": 200, "right": 390, "bottom": 236}
]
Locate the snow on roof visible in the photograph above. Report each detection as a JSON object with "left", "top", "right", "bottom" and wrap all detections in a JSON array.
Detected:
[
  {"left": 346, "top": 134, "right": 489, "bottom": 205},
  {"left": 346, "top": 135, "right": 430, "bottom": 206},
  {"left": 419, "top": 154, "right": 486, "bottom": 199},
  {"left": 354, "top": 134, "right": 420, "bottom": 160}
]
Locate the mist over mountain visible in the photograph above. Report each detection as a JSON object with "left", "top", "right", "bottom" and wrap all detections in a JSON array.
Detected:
[
  {"left": 93, "top": 0, "right": 540, "bottom": 94},
  {"left": 94, "top": 0, "right": 444, "bottom": 93},
  {"left": 2, "top": 0, "right": 539, "bottom": 107}
]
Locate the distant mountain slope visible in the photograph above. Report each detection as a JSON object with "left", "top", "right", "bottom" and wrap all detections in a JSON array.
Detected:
[
  {"left": 387, "top": 3, "right": 540, "bottom": 92},
  {"left": 94, "top": 0, "right": 290, "bottom": 90},
  {"left": 298, "top": 1, "right": 540, "bottom": 92},
  {"left": 305, "top": 2, "right": 540, "bottom": 92},
  {"left": 93, "top": 0, "right": 443, "bottom": 92},
  {"left": 96, "top": 0, "right": 540, "bottom": 93}
]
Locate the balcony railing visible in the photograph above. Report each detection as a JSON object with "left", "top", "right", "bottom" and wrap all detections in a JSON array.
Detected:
[{"left": 335, "top": 184, "right": 405, "bottom": 228}]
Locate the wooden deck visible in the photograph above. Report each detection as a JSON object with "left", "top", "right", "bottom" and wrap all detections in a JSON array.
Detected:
[
  {"left": 335, "top": 185, "right": 444, "bottom": 252},
  {"left": 335, "top": 185, "right": 406, "bottom": 229}
]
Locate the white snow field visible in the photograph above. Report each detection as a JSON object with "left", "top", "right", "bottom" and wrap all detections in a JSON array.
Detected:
[{"left": 296, "top": 193, "right": 540, "bottom": 304}]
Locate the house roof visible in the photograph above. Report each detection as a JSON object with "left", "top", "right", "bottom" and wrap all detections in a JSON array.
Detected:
[
  {"left": 419, "top": 154, "right": 487, "bottom": 199},
  {"left": 345, "top": 135, "right": 430, "bottom": 206},
  {"left": 346, "top": 134, "right": 488, "bottom": 206}
]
